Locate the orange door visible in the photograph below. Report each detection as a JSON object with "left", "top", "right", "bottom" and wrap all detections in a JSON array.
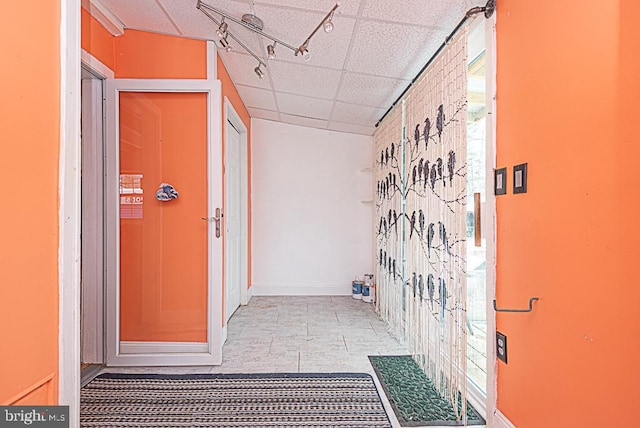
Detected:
[{"left": 118, "top": 92, "right": 208, "bottom": 344}]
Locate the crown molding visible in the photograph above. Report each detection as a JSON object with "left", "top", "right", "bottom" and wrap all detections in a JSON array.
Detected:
[{"left": 81, "top": 0, "right": 125, "bottom": 36}]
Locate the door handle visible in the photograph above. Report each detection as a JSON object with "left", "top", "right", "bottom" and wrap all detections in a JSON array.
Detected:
[
  {"left": 201, "top": 208, "right": 223, "bottom": 238},
  {"left": 474, "top": 192, "right": 481, "bottom": 247}
]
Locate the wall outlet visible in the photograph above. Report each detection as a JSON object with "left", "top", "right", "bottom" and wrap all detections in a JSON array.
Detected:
[{"left": 496, "top": 331, "right": 508, "bottom": 364}]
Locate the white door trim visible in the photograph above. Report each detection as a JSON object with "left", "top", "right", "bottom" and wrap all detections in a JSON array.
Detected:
[
  {"left": 105, "top": 77, "right": 223, "bottom": 366},
  {"left": 80, "top": 75, "right": 105, "bottom": 364},
  {"left": 81, "top": 48, "right": 114, "bottom": 79},
  {"left": 493, "top": 409, "right": 516, "bottom": 428},
  {"left": 484, "top": 10, "right": 499, "bottom": 425},
  {"left": 59, "top": 0, "right": 81, "bottom": 425},
  {"left": 223, "top": 98, "right": 249, "bottom": 309}
]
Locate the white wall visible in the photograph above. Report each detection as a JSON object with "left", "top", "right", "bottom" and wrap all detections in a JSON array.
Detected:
[{"left": 251, "top": 119, "right": 373, "bottom": 296}]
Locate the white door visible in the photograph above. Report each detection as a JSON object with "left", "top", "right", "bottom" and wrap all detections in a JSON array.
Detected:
[
  {"left": 105, "top": 78, "right": 223, "bottom": 366},
  {"left": 225, "top": 120, "right": 242, "bottom": 321},
  {"left": 80, "top": 69, "right": 104, "bottom": 365}
]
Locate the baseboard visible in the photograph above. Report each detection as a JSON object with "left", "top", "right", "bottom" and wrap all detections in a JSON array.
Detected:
[
  {"left": 242, "top": 285, "right": 253, "bottom": 305},
  {"left": 251, "top": 284, "right": 352, "bottom": 296},
  {"left": 119, "top": 341, "right": 209, "bottom": 354},
  {"left": 493, "top": 409, "right": 516, "bottom": 428}
]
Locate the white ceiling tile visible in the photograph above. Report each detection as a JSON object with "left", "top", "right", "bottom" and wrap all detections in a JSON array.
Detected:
[
  {"left": 236, "top": 85, "right": 278, "bottom": 110},
  {"left": 362, "top": 0, "right": 462, "bottom": 28},
  {"left": 268, "top": 61, "right": 342, "bottom": 99},
  {"left": 252, "top": 5, "right": 355, "bottom": 69},
  {"left": 219, "top": 52, "right": 273, "bottom": 90},
  {"left": 345, "top": 20, "right": 447, "bottom": 80},
  {"left": 327, "top": 121, "right": 375, "bottom": 136},
  {"left": 253, "top": 0, "right": 361, "bottom": 17},
  {"left": 331, "top": 102, "right": 386, "bottom": 126},
  {"left": 280, "top": 113, "right": 328, "bottom": 130},
  {"left": 275, "top": 92, "right": 334, "bottom": 120},
  {"left": 337, "top": 73, "right": 409, "bottom": 108},
  {"left": 101, "top": 0, "right": 179, "bottom": 34},
  {"left": 248, "top": 108, "right": 280, "bottom": 121}
]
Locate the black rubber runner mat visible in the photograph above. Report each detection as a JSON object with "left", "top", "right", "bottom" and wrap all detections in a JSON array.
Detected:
[
  {"left": 369, "top": 355, "right": 485, "bottom": 426},
  {"left": 81, "top": 372, "right": 391, "bottom": 427}
]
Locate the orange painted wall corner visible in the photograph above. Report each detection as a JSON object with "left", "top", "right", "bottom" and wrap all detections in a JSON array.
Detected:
[
  {"left": 81, "top": 6, "right": 115, "bottom": 70},
  {"left": 115, "top": 30, "right": 207, "bottom": 79}
]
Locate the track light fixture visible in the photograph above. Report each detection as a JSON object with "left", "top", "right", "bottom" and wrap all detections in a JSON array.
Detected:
[
  {"left": 267, "top": 43, "right": 276, "bottom": 61},
  {"left": 219, "top": 36, "right": 231, "bottom": 52},
  {"left": 323, "top": 11, "right": 335, "bottom": 33},
  {"left": 216, "top": 20, "right": 228, "bottom": 38},
  {"left": 254, "top": 64, "right": 264, "bottom": 79},
  {"left": 295, "top": 41, "right": 311, "bottom": 62},
  {"left": 196, "top": 0, "right": 339, "bottom": 78}
]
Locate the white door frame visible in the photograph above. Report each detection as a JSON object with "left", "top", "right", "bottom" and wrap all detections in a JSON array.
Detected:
[
  {"left": 80, "top": 59, "right": 110, "bottom": 364},
  {"left": 59, "top": 0, "right": 81, "bottom": 425},
  {"left": 105, "top": 77, "right": 223, "bottom": 366},
  {"left": 484, "top": 11, "right": 501, "bottom": 427},
  {"left": 462, "top": 14, "right": 498, "bottom": 422},
  {"left": 224, "top": 97, "right": 250, "bottom": 313}
]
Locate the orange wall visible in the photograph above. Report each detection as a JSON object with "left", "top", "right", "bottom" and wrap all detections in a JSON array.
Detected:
[
  {"left": 217, "top": 56, "right": 253, "bottom": 301},
  {"left": 81, "top": 7, "right": 115, "bottom": 70},
  {"left": 495, "top": 1, "right": 639, "bottom": 426},
  {"left": 81, "top": 21, "right": 254, "bottom": 324},
  {"left": 115, "top": 30, "right": 206, "bottom": 79},
  {"left": 0, "top": 2, "right": 60, "bottom": 405}
]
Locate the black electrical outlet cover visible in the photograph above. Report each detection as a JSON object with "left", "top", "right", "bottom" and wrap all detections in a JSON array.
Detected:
[{"left": 496, "top": 331, "right": 508, "bottom": 364}]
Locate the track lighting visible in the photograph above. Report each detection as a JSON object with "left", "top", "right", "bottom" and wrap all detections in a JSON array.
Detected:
[
  {"left": 323, "top": 11, "right": 335, "bottom": 33},
  {"left": 267, "top": 43, "right": 276, "bottom": 61},
  {"left": 216, "top": 20, "right": 228, "bottom": 38},
  {"left": 197, "top": 0, "right": 339, "bottom": 77},
  {"left": 254, "top": 64, "right": 264, "bottom": 79},
  {"left": 296, "top": 41, "right": 310, "bottom": 61},
  {"left": 219, "top": 36, "right": 231, "bottom": 52}
]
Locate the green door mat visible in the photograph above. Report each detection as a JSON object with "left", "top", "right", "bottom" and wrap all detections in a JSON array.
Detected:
[{"left": 369, "top": 355, "right": 485, "bottom": 426}]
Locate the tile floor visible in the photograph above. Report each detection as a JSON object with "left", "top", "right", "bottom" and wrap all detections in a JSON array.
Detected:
[
  {"left": 97, "top": 296, "right": 484, "bottom": 427},
  {"left": 216, "top": 296, "right": 408, "bottom": 374}
]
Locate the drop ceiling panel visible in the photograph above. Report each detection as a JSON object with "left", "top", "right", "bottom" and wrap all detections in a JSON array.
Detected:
[
  {"left": 328, "top": 121, "right": 375, "bottom": 136},
  {"left": 254, "top": 0, "right": 362, "bottom": 17},
  {"left": 160, "top": 0, "right": 253, "bottom": 42},
  {"left": 250, "top": 5, "right": 317, "bottom": 42},
  {"left": 337, "top": 73, "right": 409, "bottom": 108},
  {"left": 275, "top": 92, "right": 334, "bottom": 120},
  {"left": 236, "top": 85, "right": 278, "bottom": 110},
  {"left": 251, "top": 6, "right": 355, "bottom": 69},
  {"left": 331, "top": 102, "right": 387, "bottom": 126},
  {"left": 101, "top": 0, "right": 179, "bottom": 35},
  {"left": 268, "top": 61, "right": 342, "bottom": 100},
  {"left": 362, "top": 0, "right": 456, "bottom": 28},
  {"left": 248, "top": 108, "right": 280, "bottom": 121},
  {"left": 280, "top": 113, "right": 328, "bottom": 130},
  {"left": 347, "top": 20, "right": 447, "bottom": 80},
  {"left": 96, "top": 0, "right": 475, "bottom": 130},
  {"left": 219, "top": 53, "right": 273, "bottom": 90},
  {"left": 255, "top": 12, "right": 356, "bottom": 70}
]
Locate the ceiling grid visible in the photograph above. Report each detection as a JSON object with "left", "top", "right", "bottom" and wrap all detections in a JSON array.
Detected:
[{"left": 99, "top": 0, "right": 485, "bottom": 135}]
